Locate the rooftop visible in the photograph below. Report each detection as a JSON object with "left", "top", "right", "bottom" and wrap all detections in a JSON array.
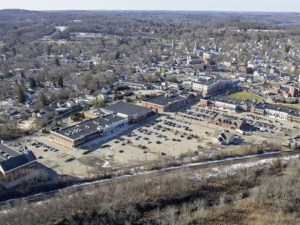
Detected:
[
  {"left": 210, "top": 97, "right": 240, "bottom": 105},
  {"left": 55, "top": 113, "right": 126, "bottom": 140},
  {"left": 0, "top": 143, "right": 20, "bottom": 161},
  {"left": 0, "top": 151, "right": 36, "bottom": 173},
  {"left": 143, "top": 94, "right": 185, "bottom": 107},
  {"left": 193, "top": 74, "right": 239, "bottom": 85},
  {"left": 255, "top": 103, "right": 300, "bottom": 116},
  {"left": 104, "top": 101, "right": 152, "bottom": 118}
]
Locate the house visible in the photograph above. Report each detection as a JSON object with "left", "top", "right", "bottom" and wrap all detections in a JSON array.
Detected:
[
  {"left": 66, "top": 99, "right": 76, "bottom": 108},
  {"left": 32, "top": 110, "right": 46, "bottom": 119},
  {"left": 161, "top": 81, "right": 183, "bottom": 90},
  {"left": 223, "top": 61, "right": 239, "bottom": 70},
  {"left": 239, "top": 65, "right": 254, "bottom": 74},
  {"left": 216, "top": 131, "right": 236, "bottom": 145},
  {"left": 187, "top": 55, "right": 202, "bottom": 65},
  {"left": 98, "top": 93, "right": 108, "bottom": 101},
  {"left": 289, "top": 86, "right": 298, "bottom": 97},
  {"left": 57, "top": 101, "right": 66, "bottom": 108},
  {"left": 118, "top": 81, "right": 151, "bottom": 90},
  {"left": 101, "top": 85, "right": 111, "bottom": 94}
]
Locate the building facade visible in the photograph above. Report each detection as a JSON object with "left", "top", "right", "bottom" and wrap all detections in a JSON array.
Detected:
[
  {"left": 51, "top": 114, "right": 129, "bottom": 148},
  {"left": 192, "top": 76, "right": 239, "bottom": 96},
  {"left": 141, "top": 93, "right": 198, "bottom": 113},
  {"left": 251, "top": 103, "right": 300, "bottom": 123}
]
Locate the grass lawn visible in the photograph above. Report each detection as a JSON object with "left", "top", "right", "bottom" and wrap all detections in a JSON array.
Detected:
[
  {"left": 278, "top": 103, "right": 300, "bottom": 110},
  {"left": 228, "top": 91, "right": 263, "bottom": 101}
]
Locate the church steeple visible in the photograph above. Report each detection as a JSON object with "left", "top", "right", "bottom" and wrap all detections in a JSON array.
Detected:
[{"left": 193, "top": 41, "right": 197, "bottom": 54}]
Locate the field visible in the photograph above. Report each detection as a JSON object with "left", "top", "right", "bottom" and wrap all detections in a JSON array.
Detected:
[{"left": 228, "top": 91, "right": 263, "bottom": 102}]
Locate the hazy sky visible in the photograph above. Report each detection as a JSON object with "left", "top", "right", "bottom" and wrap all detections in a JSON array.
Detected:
[{"left": 0, "top": 0, "right": 299, "bottom": 12}]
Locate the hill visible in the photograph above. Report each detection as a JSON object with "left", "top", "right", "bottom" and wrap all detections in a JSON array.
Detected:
[{"left": 0, "top": 158, "right": 299, "bottom": 225}]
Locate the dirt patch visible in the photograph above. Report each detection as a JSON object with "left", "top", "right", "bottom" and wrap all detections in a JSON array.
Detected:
[{"left": 78, "top": 156, "right": 106, "bottom": 169}]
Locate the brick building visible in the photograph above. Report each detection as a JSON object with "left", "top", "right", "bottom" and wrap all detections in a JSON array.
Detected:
[
  {"left": 51, "top": 113, "right": 129, "bottom": 148},
  {"left": 141, "top": 93, "right": 198, "bottom": 113},
  {"left": 251, "top": 103, "right": 300, "bottom": 123},
  {"left": 192, "top": 75, "right": 239, "bottom": 96}
]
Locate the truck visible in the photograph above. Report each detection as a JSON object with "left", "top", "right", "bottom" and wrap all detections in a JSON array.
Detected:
[{"left": 236, "top": 129, "right": 245, "bottom": 135}]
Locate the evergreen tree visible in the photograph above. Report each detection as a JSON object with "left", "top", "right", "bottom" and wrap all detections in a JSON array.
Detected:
[
  {"left": 36, "top": 91, "right": 48, "bottom": 108},
  {"left": 114, "top": 51, "right": 120, "bottom": 60},
  {"left": 58, "top": 76, "right": 64, "bottom": 88},
  {"left": 55, "top": 57, "right": 60, "bottom": 67},
  {"left": 29, "top": 77, "right": 37, "bottom": 89},
  {"left": 16, "top": 84, "right": 26, "bottom": 104},
  {"left": 46, "top": 44, "right": 51, "bottom": 56},
  {"left": 3, "top": 66, "right": 10, "bottom": 78}
]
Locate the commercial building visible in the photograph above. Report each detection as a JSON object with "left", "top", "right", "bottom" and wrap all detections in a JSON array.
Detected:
[
  {"left": 212, "top": 114, "right": 247, "bottom": 130},
  {"left": 53, "top": 102, "right": 155, "bottom": 148},
  {"left": 0, "top": 149, "right": 37, "bottom": 176},
  {"left": 84, "top": 101, "right": 153, "bottom": 123},
  {"left": 0, "top": 144, "right": 38, "bottom": 189},
  {"left": 141, "top": 93, "right": 198, "bottom": 113},
  {"left": 251, "top": 103, "right": 300, "bottom": 123},
  {"left": 192, "top": 75, "right": 239, "bottom": 96},
  {"left": 51, "top": 113, "right": 129, "bottom": 148},
  {"left": 209, "top": 97, "right": 240, "bottom": 111},
  {"left": 198, "top": 97, "right": 252, "bottom": 112},
  {"left": 103, "top": 101, "right": 154, "bottom": 124}
]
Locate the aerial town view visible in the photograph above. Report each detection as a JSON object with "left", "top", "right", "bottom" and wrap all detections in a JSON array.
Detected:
[{"left": 0, "top": 1, "right": 300, "bottom": 224}]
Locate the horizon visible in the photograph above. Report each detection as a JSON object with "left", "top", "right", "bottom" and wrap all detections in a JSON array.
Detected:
[
  {"left": 1, "top": 8, "right": 299, "bottom": 14},
  {"left": 0, "top": 0, "right": 299, "bottom": 12}
]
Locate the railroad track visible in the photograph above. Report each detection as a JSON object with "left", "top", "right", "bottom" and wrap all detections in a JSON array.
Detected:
[{"left": 1, "top": 150, "right": 299, "bottom": 208}]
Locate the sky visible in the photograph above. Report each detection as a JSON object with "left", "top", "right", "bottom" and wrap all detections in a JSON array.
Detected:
[{"left": 0, "top": 0, "right": 299, "bottom": 12}]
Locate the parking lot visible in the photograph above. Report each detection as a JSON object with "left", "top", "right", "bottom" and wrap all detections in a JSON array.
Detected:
[
  {"left": 7, "top": 104, "right": 299, "bottom": 178},
  {"left": 15, "top": 135, "right": 104, "bottom": 178},
  {"left": 86, "top": 113, "right": 222, "bottom": 165}
]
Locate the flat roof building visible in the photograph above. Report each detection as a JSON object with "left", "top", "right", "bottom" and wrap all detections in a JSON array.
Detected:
[
  {"left": 209, "top": 97, "right": 240, "bottom": 111},
  {"left": 141, "top": 93, "right": 198, "bottom": 113},
  {"left": 0, "top": 144, "right": 39, "bottom": 189},
  {"left": 54, "top": 102, "right": 154, "bottom": 148},
  {"left": 192, "top": 75, "right": 239, "bottom": 96},
  {"left": 51, "top": 113, "right": 129, "bottom": 148},
  {"left": 252, "top": 102, "right": 300, "bottom": 123},
  {"left": 0, "top": 150, "right": 37, "bottom": 176},
  {"left": 103, "top": 101, "right": 153, "bottom": 123}
]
